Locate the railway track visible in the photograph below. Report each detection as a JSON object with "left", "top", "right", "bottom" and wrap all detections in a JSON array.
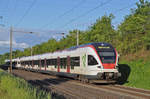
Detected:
[{"left": 12, "top": 69, "right": 150, "bottom": 99}]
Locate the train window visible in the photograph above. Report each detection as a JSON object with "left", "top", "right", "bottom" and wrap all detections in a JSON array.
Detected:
[
  {"left": 63, "top": 58, "right": 67, "bottom": 66},
  {"left": 41, "top": 60, "right": 44, "bottom": 67},
  {"left": 55, "top": 65, "right": 57, "bottom": 68},
  {"left": 52, "top": 59, "right": 54, "bottom": 65},
  {"left": 37, "top": 60, "right": 39, "bottom": 65},
  {"left": 63, "top": 58, "right": 67, "bottom": 69},
  {"left": 71, "top": 57, "right": 80, "bottom": 67},
  {"left": 49, "top": 59, "right": 51, "bottom": 65},
  {"left": 27, "top": 61, "right": 29, "bottom": 66},
  {"left": 60, "top": 65, "right": 63, "bottom": 69},
  {"left": 25, "top": 61, "right": 27, "bottom": 65},
  {"left": 64, "top": 65, "right": 66, "bottom": 69},
  {"left": 47, "top": 59, "right": 52, "bottom": 66},
  {"left": 60, "top": 58, "right": 67, "bottom": 69},
  {"left": 24, "top": 61, "right": 26, "bottom": 65},
  {"left": 53, "top": 59, "right": 55, "bottom": 65},
  {"left": 34, "top": 60, "right": 39, "bottom": 65},
  {"left": 20, "top": 62, "right": 22, "bottom": 65},
  {"left": 27, "top": 61, "right": 29, "bottom": 65},
  {"left": 60, "top": 58, "right": 63, "bottom": 68},
  {"left": 46, "top": 59, "right": 50, "bottom": 65},
  {"left": 49, "top": 59, "right": 52, "bottom": 65},
  {"left": 88, "top": 55, "right": 98, "bottom": 65},
  {"left": 54, "top": 59, "right": 57, "bottom": 65},
  {"left": 29, "top": 61, "right": 32, "bottom": 65},
  {"left": 71, "top": 65, "right": 74, "bottom": 69},
  {"left": 98, "top": 51, "right": 116, "bottom": 63}
]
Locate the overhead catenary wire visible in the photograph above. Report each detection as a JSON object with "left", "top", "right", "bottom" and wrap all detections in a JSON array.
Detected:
[
  {"left": 112, "top": 3, "right": 135, "bottom": 14},
  {"left": 58, "top": 0, "right": 113, "bottom": 29},
  {"left": 0, "top": 0, "right": 11, "bottom": 27},
  {"left": 9, "top": 0, "right": 18, "bottom": 25},
  {"left": 15, "top": 0, "right": 37, "bottom": 27},
  {"left": 62, "top": 2, "right": 135, "bottom": 30},
  {"left": 111, "top": 3, "right": 136, "bottom": 26},
  {"left": 40, "top": 0, "right": 86, "bottom": 29}
]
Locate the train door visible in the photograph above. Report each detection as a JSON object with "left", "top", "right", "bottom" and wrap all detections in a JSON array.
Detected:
[
  {"left": 44, "top": 58, "right": 47, "bottom": 71},
  {"left": 67, "top": 56, "right": 70, "bottom": 73},
  {"left": 81, "top": 54, "right": 87, "bottom": 74},
  {"left": 57, "top": 57, "right": 60, "bottom": 72},
  {"left": 23, "top": 61, "right": 25, "bottom": 69},
  {"left": 32, "top": 60, "right": 34, "bottom": 69},
  {"left": 39, "top": 59, "right": 41, "bottom": 70}
]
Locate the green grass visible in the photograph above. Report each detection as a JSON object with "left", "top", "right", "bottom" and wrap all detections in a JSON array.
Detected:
[
  {"left": 0, "top": 69, "right": 51, "bottom": 99},
  {"left": 119, "top": 59, "right": 150, "bottom": 90}
]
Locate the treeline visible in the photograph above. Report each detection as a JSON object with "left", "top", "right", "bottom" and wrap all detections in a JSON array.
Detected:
[{"left": 0, "top": 0, "right": 150, "bottom": 64}]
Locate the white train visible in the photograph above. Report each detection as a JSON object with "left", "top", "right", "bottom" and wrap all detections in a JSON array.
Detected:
[{"left": 5, "top": 42, "right": 121, "bottom": 83}]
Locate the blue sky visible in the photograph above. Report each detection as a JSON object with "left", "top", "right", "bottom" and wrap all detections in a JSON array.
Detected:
[{"left": 0, "top": 0, "right": 142, "bottom": 54}]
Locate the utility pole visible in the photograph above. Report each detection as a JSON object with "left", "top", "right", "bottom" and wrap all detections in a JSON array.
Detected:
[
  {"left": 9, "top": 27, "right": 34, "bottom": 73},
  {"left": 77, "top": 30, "right": 79, "bottom": 46},
  {"left": 10, "top": 26, "right": 13, "bottom": 73}
]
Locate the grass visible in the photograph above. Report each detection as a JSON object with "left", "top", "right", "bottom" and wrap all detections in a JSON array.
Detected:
[
  {"left": 118, "top": 51, "right": 150, "bottom": 90},
  {"left": 0, "top": 69, "right": 51, "bottom": 99}
]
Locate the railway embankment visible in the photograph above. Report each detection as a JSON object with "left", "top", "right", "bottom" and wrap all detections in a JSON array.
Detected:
[
  {"left": 0, "top": 69, "right": 51, "bottom": 99},
  {"left": 11, "top": 69, "right": 150, "bottom": 99},
  {"left": 118, "top": 51, "right": 150, "bottom": 90}
]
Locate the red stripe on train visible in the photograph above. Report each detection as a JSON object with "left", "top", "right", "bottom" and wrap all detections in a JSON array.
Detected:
[{"left": 102, "top": 63, "right": 115, "bottom": 69}]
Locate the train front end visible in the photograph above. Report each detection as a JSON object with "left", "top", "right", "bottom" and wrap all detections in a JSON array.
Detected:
[{"left": 87, "top": 43, "right": 121, "bottom": 82}]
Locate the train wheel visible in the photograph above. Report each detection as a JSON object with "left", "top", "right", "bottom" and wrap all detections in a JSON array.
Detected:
[
  {"left": 81, "top": 78, "right": 89, "bottom": 83},
  {"left": 85, "top": 79, "right": 89, "bottom": 83},
  {"left": 78, "top": 75, "right": 83, "bottom": 81}
]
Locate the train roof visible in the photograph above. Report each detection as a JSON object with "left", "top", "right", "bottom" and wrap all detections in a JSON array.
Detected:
[
  {"left": 66, "top": 42, "right": 113, "bottom": 51},
  {"left": 7, "top": 42, "right": 113, "bottom": 61}
]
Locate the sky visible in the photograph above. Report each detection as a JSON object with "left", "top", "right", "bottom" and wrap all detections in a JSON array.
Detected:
[{"left": 0, "top": 0, "right": 142, "bottom": 54}]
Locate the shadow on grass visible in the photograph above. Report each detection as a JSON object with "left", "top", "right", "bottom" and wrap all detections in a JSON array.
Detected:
[
  {"left": 0, "top": 64, "right": 16, "bottom": 70},
  {"left": 117, "top": 64, "right": 131, "bottom": 85},
  {"left": 0, "top": 65, "right": 9, "bottom": 70}
]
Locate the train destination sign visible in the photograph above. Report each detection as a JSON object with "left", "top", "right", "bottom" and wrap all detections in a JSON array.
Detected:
[{"left": 98, "top": 46, "right": 110, "bottom": 49}]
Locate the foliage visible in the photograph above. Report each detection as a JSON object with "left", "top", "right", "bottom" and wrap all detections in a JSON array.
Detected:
[
  {"left": 0, "top": 69, "right": 51, "bottom": 99},
  {"left": 116, "top": 0, "right": 150, "bottom": 54}
]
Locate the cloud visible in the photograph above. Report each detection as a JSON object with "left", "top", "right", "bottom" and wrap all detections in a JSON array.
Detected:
[
  {"left": 0, "top": 27, "right": 68, "bottom": 54},
  {"left": 0, "top": 40, "right": 29, "bottom": 49}
]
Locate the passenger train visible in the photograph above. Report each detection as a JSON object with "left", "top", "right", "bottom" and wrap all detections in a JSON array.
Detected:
[{"left": 5, "top": 42, "right": 121, "bottom": 83}]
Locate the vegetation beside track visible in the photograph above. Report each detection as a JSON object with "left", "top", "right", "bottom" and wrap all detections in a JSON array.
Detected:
[
  {"left": 0, "top": 69, "right": 51, "bottom": 99},
  {"left": 118, "top": 51, "right": 150, "bottom": 90}
]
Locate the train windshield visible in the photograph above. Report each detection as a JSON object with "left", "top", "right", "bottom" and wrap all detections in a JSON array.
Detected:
[{"left": 98, "top": 51, "right": 116, "bottom": 63}]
